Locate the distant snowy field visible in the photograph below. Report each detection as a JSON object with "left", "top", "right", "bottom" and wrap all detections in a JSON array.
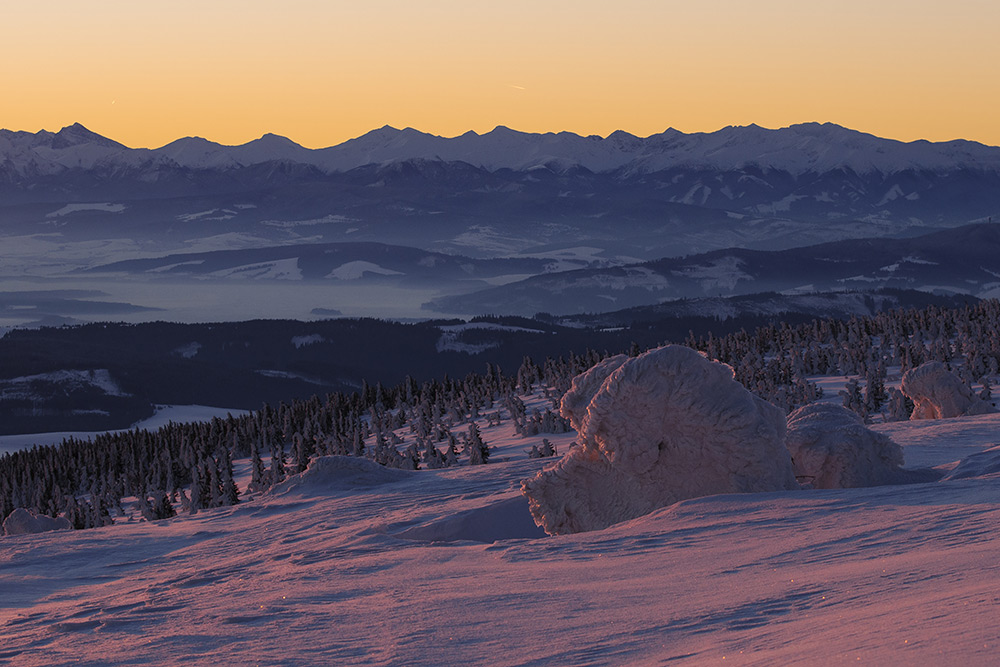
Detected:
[
  {"left": 0, "top": 277, "right": 450, "bottom": 327},
  {"left": 0, "top": 405, "right": 248, "bottom": 456},
  {"left": 2, "top": 391, "right": 999, "bottom": 665}
]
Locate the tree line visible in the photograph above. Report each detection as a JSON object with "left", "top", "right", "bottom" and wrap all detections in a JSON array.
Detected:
[{"left": 5, "top": 299, "right": 1000, "bottom": 530}]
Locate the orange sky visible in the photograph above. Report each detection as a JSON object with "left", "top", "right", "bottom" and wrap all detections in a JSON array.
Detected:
[{"left": 3, "top": 0, "right": 999, "bottom": 148}]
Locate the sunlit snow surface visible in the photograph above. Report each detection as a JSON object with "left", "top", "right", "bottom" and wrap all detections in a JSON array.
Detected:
[{"left": 2, "top": 408, "right": 999, "bottom": 664}]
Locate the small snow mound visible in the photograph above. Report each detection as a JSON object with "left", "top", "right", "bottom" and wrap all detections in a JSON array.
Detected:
[
  {"left": 269, "top": 456, "right": 413, "bottom": 497},
  {"left": 901, "top": 361, "right": 996, "bottom": 419},
  {"left": 3, "top": 508, "right": 72, "bottom": 536},
  {"left": 523, "top": 345, "right": 797, "bottom": 535},
  {"left": 942, "top": 445, "right": 1000, "bottom": 480},
  {"left": 785, "top": 404, "right": 905, "bottom": 488},
  {"left": 559, "top": 354, "right": 628, "bottom": 430},
  {"left": 395, "top": 496, "right": 546, "bottom": 543}
]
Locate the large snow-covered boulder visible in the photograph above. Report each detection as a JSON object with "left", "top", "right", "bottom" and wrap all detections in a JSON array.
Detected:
[
  {"left": 522, "top": 345, "right": 798, "bottom": 535},
  {"left": 559, "top": 354, "right": 629, "bottom": 430},
  {"left": 2, "top": 508, "right": 72, "bottom": 536},
  {"left": 901, "top": 361, "right": 996, "bottom": 420},
  {"left": 785, "top": 403, "right": 905, "bottom": 488}
]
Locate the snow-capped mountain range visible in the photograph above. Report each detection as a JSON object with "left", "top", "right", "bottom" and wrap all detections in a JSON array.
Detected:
[
  {"left": 3, "top": 121, "right": 1000, "bottom": 325},
  {"left": 5, "top": 121, "right": 1000, "bottom": 177},
  {"left": 3, "top": 122, "right": 1000, "bottom": 264}
]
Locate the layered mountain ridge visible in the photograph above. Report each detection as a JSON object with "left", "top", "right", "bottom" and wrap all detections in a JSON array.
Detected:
[
  {"left": 3, "top": 121, "right": 1000, "bottom": 326},
  {"left": 426, "top": 223, "right": 1000, "bottom": 316},
  {"left": 4, "top": 121, "right": 1000, "bottom": 178}
]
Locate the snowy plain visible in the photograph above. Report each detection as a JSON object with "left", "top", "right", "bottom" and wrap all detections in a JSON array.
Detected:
[
  {"left": 2, "top": 387, "right": 999, "bottom": 666},
  {"left": 0, "top": 405, "right": 248, "bottom": 457}
]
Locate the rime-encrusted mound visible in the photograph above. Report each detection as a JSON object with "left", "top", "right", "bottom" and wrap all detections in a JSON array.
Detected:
[
  {"left": 785, "top": 403, "right": 905, "bottom": 488},
  {"left": 2, "top": 508, "right": 72, "bottom": 536},
  {"left": 559, "top": 354, "right": 629, "bottom": 430},
  {"left": 270, "top": 455, "right": 413, "bottom": 497},
  {"left": 522, "top": 345, "right": 798, "bottom": 535},
  {"left": 901, "top": 361, "right": 996, "bottom": 420}
]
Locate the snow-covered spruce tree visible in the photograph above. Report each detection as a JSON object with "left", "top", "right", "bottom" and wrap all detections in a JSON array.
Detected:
[
  {"left": 188, "top": 464, "right": 205, "bottom": 514},
  {"left": 445, "top": 439, "right": 460, "bottom": 466},
  {"left": 269, "top": 440, "right": 287, "bottom": 485},
  {"left": 248, "top": 440, "right": 268, "bottom": 493},
  {"left": 149, "top": 488, "right": 177, "bottom": 520},
  {"left": 541, "top": 438, "right": 556, "bottom": 457},
  {"left": 291, "top": 432, "right": 311, "bottom": 474},
  {"left": 467, "top": 423, "right": 489, "bottom": 465},
  {"left": 840, "top": 379, "right": 869, "bottom": 422},
  {"left": 218, "top": 448, "right": 240, "bottom": 506},
  {"left": 523, "top": 345, "right": 797, "bottom": 535}
]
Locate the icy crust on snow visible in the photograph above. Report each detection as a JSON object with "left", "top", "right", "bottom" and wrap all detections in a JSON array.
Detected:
[
  {"left": 901, "top": 361, "right": 996, "bottom": 420},
  {"left": 785, "top": 404, "right": 907, "bottom": 489},
  {"left": 269, "top": 456, "right": 414, "bottom": 497},
  {"left": 558, "top": 354, "right": 629, "bottom": 430},
  {"left": 2, "top": 508, "right": 72, "bottom": 536},
  {"left": 523, "top": 345, "right": 798, "bottom": 535}
]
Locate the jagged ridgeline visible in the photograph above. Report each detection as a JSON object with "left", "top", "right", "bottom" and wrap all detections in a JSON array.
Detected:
[{"left": 3, "top": 299, "right": 1000, "bottom": 530}]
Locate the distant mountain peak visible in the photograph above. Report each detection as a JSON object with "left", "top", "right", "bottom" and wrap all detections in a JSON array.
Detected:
[
  {"left": 51, "top": 123, "right": 124, "bottom": 150},
  {"left": 252, "top": 133, "right": 299, "bottom": 147}
]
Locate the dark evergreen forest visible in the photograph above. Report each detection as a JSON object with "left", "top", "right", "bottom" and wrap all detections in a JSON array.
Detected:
[{"left": 4, "top": 299, "right": 1000, "bottom": 531}]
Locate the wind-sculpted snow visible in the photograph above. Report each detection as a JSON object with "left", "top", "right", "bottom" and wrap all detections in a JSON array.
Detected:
[
  {"left": 395, "top": 495, "right": 547, "bottom": 543},
  {"left": 785, "top": 404, "right": 906, "bottom": 488},
  {"left": 2, "top": 507, "right": 72, "bottom": 535},
  {"left": 523, "top": 345, "right": 798, "bottom": 534},
  {"left": 558, "top": 354, "right": 629, "bottom": 430},
  {"left": 901, "top": 361, "right": 996, "bottom": 419},
  {"left": 269, "top": 455, "right": 414, "bottom": 497},
  {"left": 942, "top": 445, "right": 1000, "bottom": 480}
]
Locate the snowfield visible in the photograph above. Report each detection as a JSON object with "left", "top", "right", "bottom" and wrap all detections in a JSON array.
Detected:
[
  {"left": 0, "top": 405, "right": 249, "bottom": 457},
  {"left": 2, "top": 398, "right": 1000, "bottom": 665}
]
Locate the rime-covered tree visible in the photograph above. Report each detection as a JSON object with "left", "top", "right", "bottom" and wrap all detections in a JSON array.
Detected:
[{"left": 468, "top": 423, "right": 489, "bottom": 465}]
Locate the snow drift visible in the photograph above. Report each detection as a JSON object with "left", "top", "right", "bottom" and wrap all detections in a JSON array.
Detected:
[
  {"left": 901, "top": 361, "right": 996, "bottom": 419},
  {"left": 270, "top": 455, "right": 414, "bottom": 497},
  {"left": 2, "top": 507, "right": 72, "bottom": 536},
  {"left": 522, "top": 345, "right": 798, "bottom": 535},
  {"left": 785, "top": 404, "right": 905, "bottom": 488},
  {"left": 942, "top": 444, "right": 1000, "bottom": 480},
  {"left": 395, "top": 496, "right": 547, "bottom": 543}
]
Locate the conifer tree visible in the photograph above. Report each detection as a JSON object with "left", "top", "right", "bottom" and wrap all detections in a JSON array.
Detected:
[{"left": 468, "top": 423, "right": 489, "bottom": 465}]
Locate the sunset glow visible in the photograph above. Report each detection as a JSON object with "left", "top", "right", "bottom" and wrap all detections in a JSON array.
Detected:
[{"left": 4, "top": 0, "right": 1000, "bottom": 148}]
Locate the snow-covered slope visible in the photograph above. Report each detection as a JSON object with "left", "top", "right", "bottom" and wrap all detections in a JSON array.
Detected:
[{"left": 2, "top": 400, "right": 999, "bottom": 665}]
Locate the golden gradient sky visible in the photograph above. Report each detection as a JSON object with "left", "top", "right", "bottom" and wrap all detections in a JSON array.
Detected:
[{"left": 4, "top": 0, "right": 999, "bottom": 148}]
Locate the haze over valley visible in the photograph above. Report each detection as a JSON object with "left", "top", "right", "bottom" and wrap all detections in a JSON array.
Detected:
[{"left": 2, "top": 122, "right": 999, "bottom": 326}]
